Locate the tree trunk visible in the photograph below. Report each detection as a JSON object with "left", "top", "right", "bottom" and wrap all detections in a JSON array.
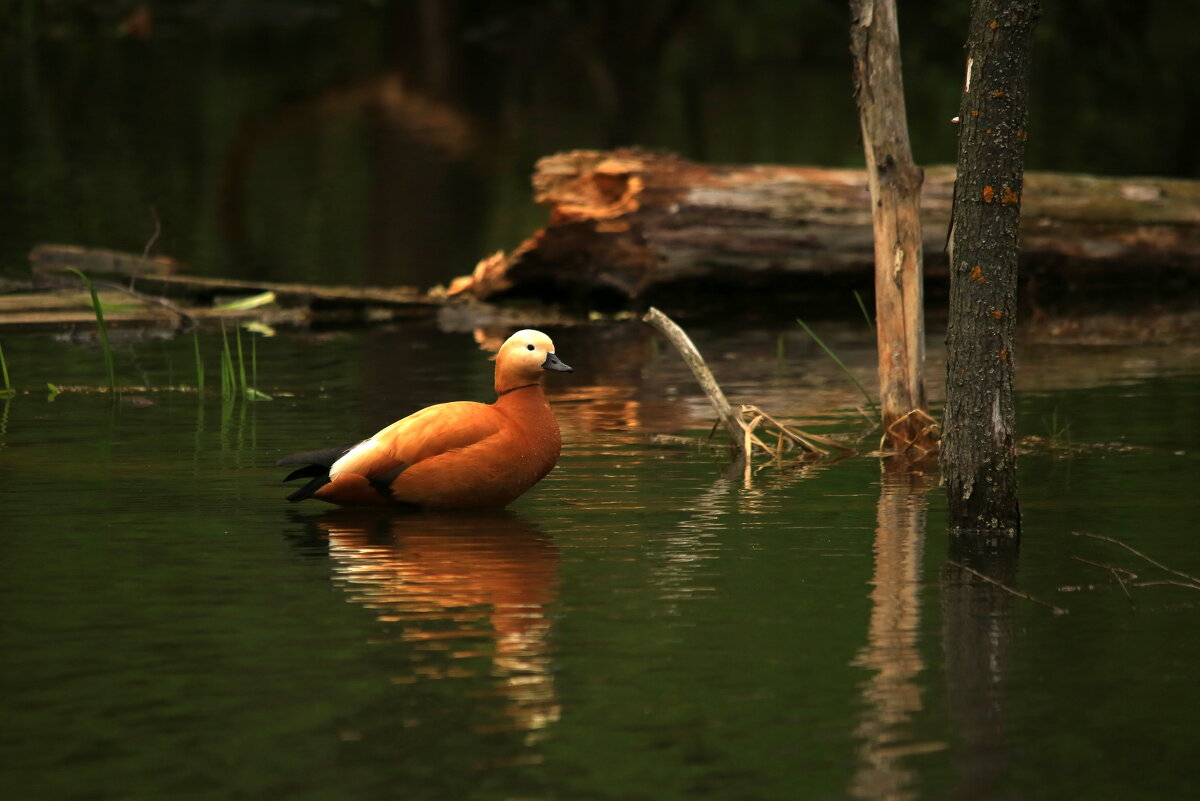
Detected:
[
  {"left": 849, "top": 0, "right": 934, "bottom": 458},
  {"left": 943, "top": 0, "right": 1040, "bottom": 535}
]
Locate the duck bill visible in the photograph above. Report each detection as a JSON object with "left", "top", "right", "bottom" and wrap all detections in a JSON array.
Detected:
[{"left": 542, "top": 352, "right": 573, "bottom": 372}]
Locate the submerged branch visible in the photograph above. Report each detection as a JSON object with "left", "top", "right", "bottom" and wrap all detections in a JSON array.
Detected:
[
  {"left": 948, "top": 559, "right": 1068, "bottom": 615},
  {"left": 1072, "top": 531, "right": 1200, "bottom": 587}
]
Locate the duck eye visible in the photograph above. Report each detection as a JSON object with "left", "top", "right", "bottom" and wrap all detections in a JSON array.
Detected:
[{"left": 526, "top": 344, "right": 535, "bottom": 351}]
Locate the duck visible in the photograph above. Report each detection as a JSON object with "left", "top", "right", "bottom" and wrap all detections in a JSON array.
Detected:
[{"left": 279, "top": 329, "right": 572, "bottom": 508}]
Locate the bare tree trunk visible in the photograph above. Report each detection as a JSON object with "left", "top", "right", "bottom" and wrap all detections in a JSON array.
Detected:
[
  {"left": 849, "top": 0, "right": 934, "bottom": 459},
  {"left": 943, "top": 0, "right": 1040, "bottom": 534}
]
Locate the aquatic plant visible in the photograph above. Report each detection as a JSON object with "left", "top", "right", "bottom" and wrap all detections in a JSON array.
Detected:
[
  {"left": 796, "top": 317, "right": 877, "bottom": 414},
  {"left": 853, "top": 289, "right": 875, "bottom": 331},
  {"left": 0, "top": 340, "right": 13, "bottom": 399},
  {"left": 66, "top": 267, "right": 117, "bottom": 395},
  {"left": 1041, "top": 408, "right": 1072, "bottom": 447},
  {"left": 192, "top": 329, "right": 205, "bottom": 393},
  {"left": 220, "top": 322, "right": 236, "bottom": 402},
  {"left": 218, "top": 321, "right": 271, "bottom": 402}
]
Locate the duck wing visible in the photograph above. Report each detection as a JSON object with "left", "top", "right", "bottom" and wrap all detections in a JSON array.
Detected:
[{"left": 319, "top": 402, "right": 503, "bottom": 501}]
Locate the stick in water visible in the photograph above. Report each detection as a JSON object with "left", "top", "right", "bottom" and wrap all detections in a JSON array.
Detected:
[{"left": 643, "top": 307, "right": 744, "bottom": 455}]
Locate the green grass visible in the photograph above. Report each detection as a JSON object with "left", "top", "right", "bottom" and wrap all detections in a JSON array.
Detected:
[
  {"left": 66, "top": 268, "right": 117, "bottom": 395},
  {"left": 1041, "top": 408, "right": 1072, "bottom": 446},
  {"left": 218, "top": 322, "right": 271, "bottom": 402},
  {"left": 220, "top": 322, "right": 236, "bottom": 402},
  {"left": 0, "top": 340, "right": 13, "bottom": 399},
  {"left": 192, "top": 329, "right": 205, "bottom": 393},
  {"left": 853, "top": 289, "right": 875, "bottom": 331},
  {"left": 796, "top": 317, "right": 878, "bottom": 415}
]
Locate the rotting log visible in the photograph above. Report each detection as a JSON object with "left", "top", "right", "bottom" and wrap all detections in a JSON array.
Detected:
[
  {"left": 5, "top": 244, "right": 442, "bottom": 332},
  {"left": 850, "top": 0, "right": 935, "bottom": 458},
  {"left": 30, "top": 244, "right": 181, "bottom": 276},
  {"left": 447, "top": 149, "right": 1200, "bottom": 302},
  {"left": 29, "top": 252, "right": 436, "bottom": 311}
]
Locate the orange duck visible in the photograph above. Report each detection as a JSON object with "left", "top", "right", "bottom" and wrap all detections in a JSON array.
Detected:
[{"left": 279, "top": 330, "right": 572, "bottom": 508}]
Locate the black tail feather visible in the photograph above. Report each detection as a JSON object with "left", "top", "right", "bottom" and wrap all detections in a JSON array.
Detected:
[
  {"left": 276, "top": 445, "right": 354, "bottom": 468},
  {"left": 277, "top": 444, "right": 354, "bottom": 503},
  {"left": 286, "top": 475, "right": 332, "bottom": 503},
  {"left": 282, "top": 463, "right": 327, "bottom": 483}
]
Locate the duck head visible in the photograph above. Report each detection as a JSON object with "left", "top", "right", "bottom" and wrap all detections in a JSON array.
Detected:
[{"left": 495, "top": 329, "right": 572, "bottom": 394}]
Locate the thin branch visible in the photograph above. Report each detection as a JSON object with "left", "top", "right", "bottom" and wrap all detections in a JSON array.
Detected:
[
  {"left": 1070, "top": 556, "right": 1138, "bottom": 579},
  {"left": 644, "top": 306, "right": 744, "bottom": 455},
  {"left": 1112, "top": 569, "right": 1133, "bottom": 601},
  {"left": 948, "top": 559, "right": 1068, "bottom": 615},
  {"left": 1072, "top": 531, "right": 1200, "bottom": 586},
  {"left": 1131, "top": 581, "right": 1200, "bottom": 591},
  {"left": 142, "top": 206, "right": 162, "bottom": 260},
  {"left": 1070, "top": 556, "right": 1136, "bottom": 602}
]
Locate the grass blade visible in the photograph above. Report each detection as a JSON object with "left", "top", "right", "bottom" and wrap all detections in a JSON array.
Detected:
[
  {"left": 235, "top": 325, "right": 248, "bottom": 397},
  {"left": 192, "top": 329, "right": 205, "bottom": 394},
  {"left": 853, "top": 290, "right": 875, "bottom": 331},
  {"left": 220, "top": 321, "right": 234, "bottom": 402},
  {"left": 66, "top": 267, "right": 117, "bottom": 395},
  {"left": 213, "top": 291, "right": 276, "bottom": 311},
  {"left": 797, "top": 317, "right": 877, "bottom": 414},
  {"left": 0, "top": 340, "right": 13, "bottom": 398}
]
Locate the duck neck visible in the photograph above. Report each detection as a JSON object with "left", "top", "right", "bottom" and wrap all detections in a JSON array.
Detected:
[{"left": 495, "top": 378, "right": 544, "bottom": 398}]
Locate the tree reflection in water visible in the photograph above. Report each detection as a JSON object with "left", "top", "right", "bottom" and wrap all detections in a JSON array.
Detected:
[{"left": 851, "top": 467, "right": 945, "bottom": 801}]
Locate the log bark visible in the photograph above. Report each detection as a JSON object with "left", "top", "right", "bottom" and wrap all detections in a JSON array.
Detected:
[
  {"left": 942, "top": 0, "right": 1040, "bottom": 536},
  {"left": 850, "top": 0, "right": 934, "bottom": 457},
  {"left": 447, "top": 149, "right": 1200, "bottom": 302}
]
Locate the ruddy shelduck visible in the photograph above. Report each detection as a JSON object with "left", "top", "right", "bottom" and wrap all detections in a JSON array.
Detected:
[{"left": 279, "top": 330, "right": 572, "bottom": 508}]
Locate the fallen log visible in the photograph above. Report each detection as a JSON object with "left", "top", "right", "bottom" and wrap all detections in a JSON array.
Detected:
[
  {"left": 29, "top": 247, "right": 437, "bottom": 311},
  {"left": 4, "top": 244, "right": 442, "bottom": 333},
  {"left": 447, "top": 149, "right": 1200, "bottom": 302}
]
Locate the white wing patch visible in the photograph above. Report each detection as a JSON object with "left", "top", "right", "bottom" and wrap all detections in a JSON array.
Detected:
[{"left": 328, "top": 438, "right": 379, "bottom": 480}]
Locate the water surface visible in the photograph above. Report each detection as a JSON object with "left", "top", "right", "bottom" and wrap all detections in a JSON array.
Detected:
[{"left": 2, "top": 324, "right": 1198, "bottom": 800}]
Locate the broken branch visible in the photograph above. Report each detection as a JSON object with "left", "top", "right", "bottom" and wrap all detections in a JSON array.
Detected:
[{"left": 948, "top": 559, "right": 1068, "bottom": 615}]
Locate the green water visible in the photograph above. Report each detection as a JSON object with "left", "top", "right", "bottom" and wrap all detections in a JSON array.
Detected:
[{"left": 1, "top": 325, "right": 1197, "bottom": 801}]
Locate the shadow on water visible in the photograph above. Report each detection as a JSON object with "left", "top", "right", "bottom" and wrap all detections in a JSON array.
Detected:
[{"left": 288, "top": 508, "right": 561, "bottom": 742}]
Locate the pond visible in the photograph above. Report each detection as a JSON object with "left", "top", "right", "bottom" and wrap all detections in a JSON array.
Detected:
[{"left": 2, "top": 322, "right": 1198, "bottom": 801}]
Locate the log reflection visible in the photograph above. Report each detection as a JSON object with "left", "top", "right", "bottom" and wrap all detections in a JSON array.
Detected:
[
  {"left": 851, "top": 467, "right": 941, "bottom": 801},
  {"left": 312, "top": 509, "right": 560, "bottom": 738}
]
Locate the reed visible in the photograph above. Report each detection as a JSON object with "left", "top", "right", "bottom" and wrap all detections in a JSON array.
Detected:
[
  {"left": 192, "top": 329, "right": 205, "bottom": 393},
  {"left": 216, "top": 322, "right": 271, "bottom": 402},
  {"left": 220, "top": 322, "right": 236, "bottom": 402},
  {"left": 0, "top": 340, "right": 13, "bottom": 399},
  {"left": 796, "top": 317, "right": 877, "bottom": 414},
  {"left": 853, "top": 289, "right": 875, "bottom": 331},
  {"left": 66, "top": 268, "right": 117, "bottom": 394},
  {"left": 235, "top": 325, "right": 248, "bottom": 395}
]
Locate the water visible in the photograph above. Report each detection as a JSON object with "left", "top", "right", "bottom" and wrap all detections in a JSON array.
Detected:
[
  {"left": 2, "top": 324, "right": 1198, "bottom": 801},
  {"left": 5, "top": 5, "right": 1198, "bottom": 797}
]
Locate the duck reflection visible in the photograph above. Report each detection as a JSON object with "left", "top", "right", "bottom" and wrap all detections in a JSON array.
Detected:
[{"left": 306, "top": 509, "right": 560, "bottom": 738}]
